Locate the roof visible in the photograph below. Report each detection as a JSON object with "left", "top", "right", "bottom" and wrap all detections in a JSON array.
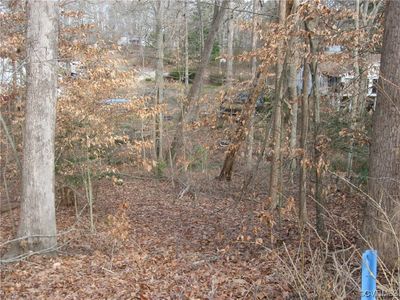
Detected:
[{"left": 319, "top": 53, "right": 381, "bottom": 77}]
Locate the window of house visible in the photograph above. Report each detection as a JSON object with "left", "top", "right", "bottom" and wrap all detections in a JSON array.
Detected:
[{"left": 372, "top": 79, "right": 378, "bottom": 94}]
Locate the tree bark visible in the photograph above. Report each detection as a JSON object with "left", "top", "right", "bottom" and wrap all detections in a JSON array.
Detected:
[
  {"left": 187, "top": 0, "right": 228, "bottom": 104},
  {"left": 14, "top": 0, "right": 59, "bottom": 256},
  {"left": 288, "top": 0, "right": 300, "bottom": 182},
  {"left": 347, "top": 0, "right": 361, "bottom": 177},
  {"left": 362, "top": 1, "right": 400, "bottom": 269},
  {"left": 226, "top": 0, "right": 234, "bottom": 88},
  {"left": 196, "top": 0, "right": 205, "bottom": 55},
  {"left": 298, "top": 60, "right": 310, "bottom": 230},
  {"left": 269, "top": 0, "right": 286, "bottom": 209},
  {"left": 306, "top": 19, "right": 326, "bottom": 238},
  {"left": 184, "top": 0, "right": 189, "bottom": 91},
  {"left": 250, "top": 0, "right": 258, "bottom": 80},
  {"left": 288, "top": 58, "right": 299, "bottom": 181},
  {"left": 246, "top": 0, "right": 259, "bottom": 169}
]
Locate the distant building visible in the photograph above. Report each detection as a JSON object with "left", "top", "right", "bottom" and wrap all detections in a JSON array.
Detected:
[
  {"left": 0, "top": 58, "right": 25, "bottom": 88},
  {"left": 319, "top": 54, "right": 380, "bottom": 111},
  {"left": 326, "top": 45, "right": 343, "bottom": 53},
  {"left": 117, "top": 35, "right": 143, "bottom": 47},
  {"left": 129, "top": 37, "right": 143, "bottom": 46}
]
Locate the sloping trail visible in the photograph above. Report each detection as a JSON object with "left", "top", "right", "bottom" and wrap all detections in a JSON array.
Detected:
[{"left": 0, "top": 174, "right": 287, "bottom": 299}]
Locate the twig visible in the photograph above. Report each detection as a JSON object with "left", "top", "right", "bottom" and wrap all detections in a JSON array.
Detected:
[
  {"left": 0, "top": 110, "right": 22, "bottom": 171},
  {"left": 0, "top": 229, "right": 75, "bottom": 248}
]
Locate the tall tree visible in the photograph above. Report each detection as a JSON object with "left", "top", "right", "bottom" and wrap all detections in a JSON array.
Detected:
[
  {"left": 346, "top": 0, "right": 361, "bottom": 177},
  {"left": 14, "top": 0, "right": 59, "bottom": 256},
  {"left": 306, "top": 19, "right": 326, "bottom": 238},
  {"left": 298, "top": 60, "right": 310, "bottom": 230},
  {"left": 363, "top": 1, "right": 400, "bottom": 269},
  {"left": 196, "top": 0, "right": 205, "bottom": 55},
  {"left": 269, "top": 0, "right": 286, "bottom": 209},
  {"left": 155, "top": 0, "right": 164, "bottom": 160},
  {"left": 186, "top": 0, "right": 228, "bottom": 106},
  {"left": 225, "top": 0, "right": 234, "bottom": 88},
  {"left": 246, "top": 0, "right": 259, "bottom": 169},
  {"left": 250, "top": 0, "right": 258, "bottom": 79},
  {"left": 288, "top": 0, "right": 300, "bottom": 182},
  {"left": 184, "top": 0, "right": 189, "bottom": 91},
  {"left": 170, "top": 0, "right": 229, "bottom": 162},
  {"left": 218, "top": 71, "right": 266, "bottom": 180}
]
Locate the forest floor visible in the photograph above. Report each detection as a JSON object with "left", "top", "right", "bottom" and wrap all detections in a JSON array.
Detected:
[
  {"left": 0, "top": 164, "right": 363, "bottom": 299},
  {"left": 0, "top": 58, "right": 364, "bottom": 298}
]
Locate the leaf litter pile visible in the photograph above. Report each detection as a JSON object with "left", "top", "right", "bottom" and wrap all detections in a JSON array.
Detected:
[{"left": 0, "top": 171, "right": 362, "bottom": 299}]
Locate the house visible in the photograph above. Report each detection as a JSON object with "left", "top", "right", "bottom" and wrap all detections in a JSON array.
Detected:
[
  {"left": 0, "top": 58, "right": 25, "bottom": 89},
  {"left": 326, "top": 45, "right": 344, "bottom": 53},
  {"left": 117, "top": 35, "right": 143, "bottom": 47},
  {"left": 319, "top": 54, "right": 380, "bottom": 111}
]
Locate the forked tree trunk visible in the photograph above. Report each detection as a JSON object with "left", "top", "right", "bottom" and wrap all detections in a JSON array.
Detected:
[
  {"left": 13, "top": 0, "right": 59, "bottom": 257},
  {"left": 170, "top": 0, "right": 229, "bottom": 162},
  {"left": 362, "top": 1, "right": 400, "bottom": 270},
  {"left": 269, "top": 0, "right": 286, "bottom": 209}
]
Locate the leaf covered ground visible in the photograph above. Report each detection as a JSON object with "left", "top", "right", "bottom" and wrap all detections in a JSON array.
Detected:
[{"left": 0, "top": 169, "right": 362, "bottom": 299}]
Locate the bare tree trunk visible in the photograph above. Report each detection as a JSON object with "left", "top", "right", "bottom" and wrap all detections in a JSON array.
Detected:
[
  {"left": 226, "top": 0, "right": 234, "bottom": 88},
  {"left": 12, "top": 59, "right": 17, "bottom": 94},
  {"left": 184, "top": 0, "right": 189, "bottom": 91},
  {"left": 246, "top": 0, "right": 259, "bottom": 169},
  {"left": 269, "top": 0, "right": 286, "bottom": 210},
  {"left": 219, "top": 72, "right": 265, "bottom": 180},
  {"left": 155, "top": 0, "right": 164, "bottom": 160},
  {"left": 0, "top": 110, "right": 22, "bottom": 171},
  {"left": 347, "top": 0, "right": 360, "bottom": 177},
  {"left": 170, "top": 0, "right": 229, "bottom": 162},
  {"left": 362, "top": 1, "right": 400, "bottom": 270},
  {"left": 140, "top": 40, "right": 145, "bottom": 68},
  {"left": 187, "top": 0, "right": 227, "bottom": 102},
  {"left": 287, "top": 0, "right": 300, "bottom": 182},
  {"left": 288, "top": 53, "right": 299, "bottom": 183},
  {"left": 12, "top": 0, "right": 59, "bottom": 257},
  {"left": 196, "top": 0, "right": 205, "bottom": 55},
  {"left": 358, "top": 0, "right": 383, "bottom": 115},
  {"left": 250, "top": 0, "right": 258, "bottom": 79},
  {"left": 306, "top": 20, "right": 326, "bottom": 238},
  {"left": 298, "top": 60, "right": 310, "bottom": 230}
]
